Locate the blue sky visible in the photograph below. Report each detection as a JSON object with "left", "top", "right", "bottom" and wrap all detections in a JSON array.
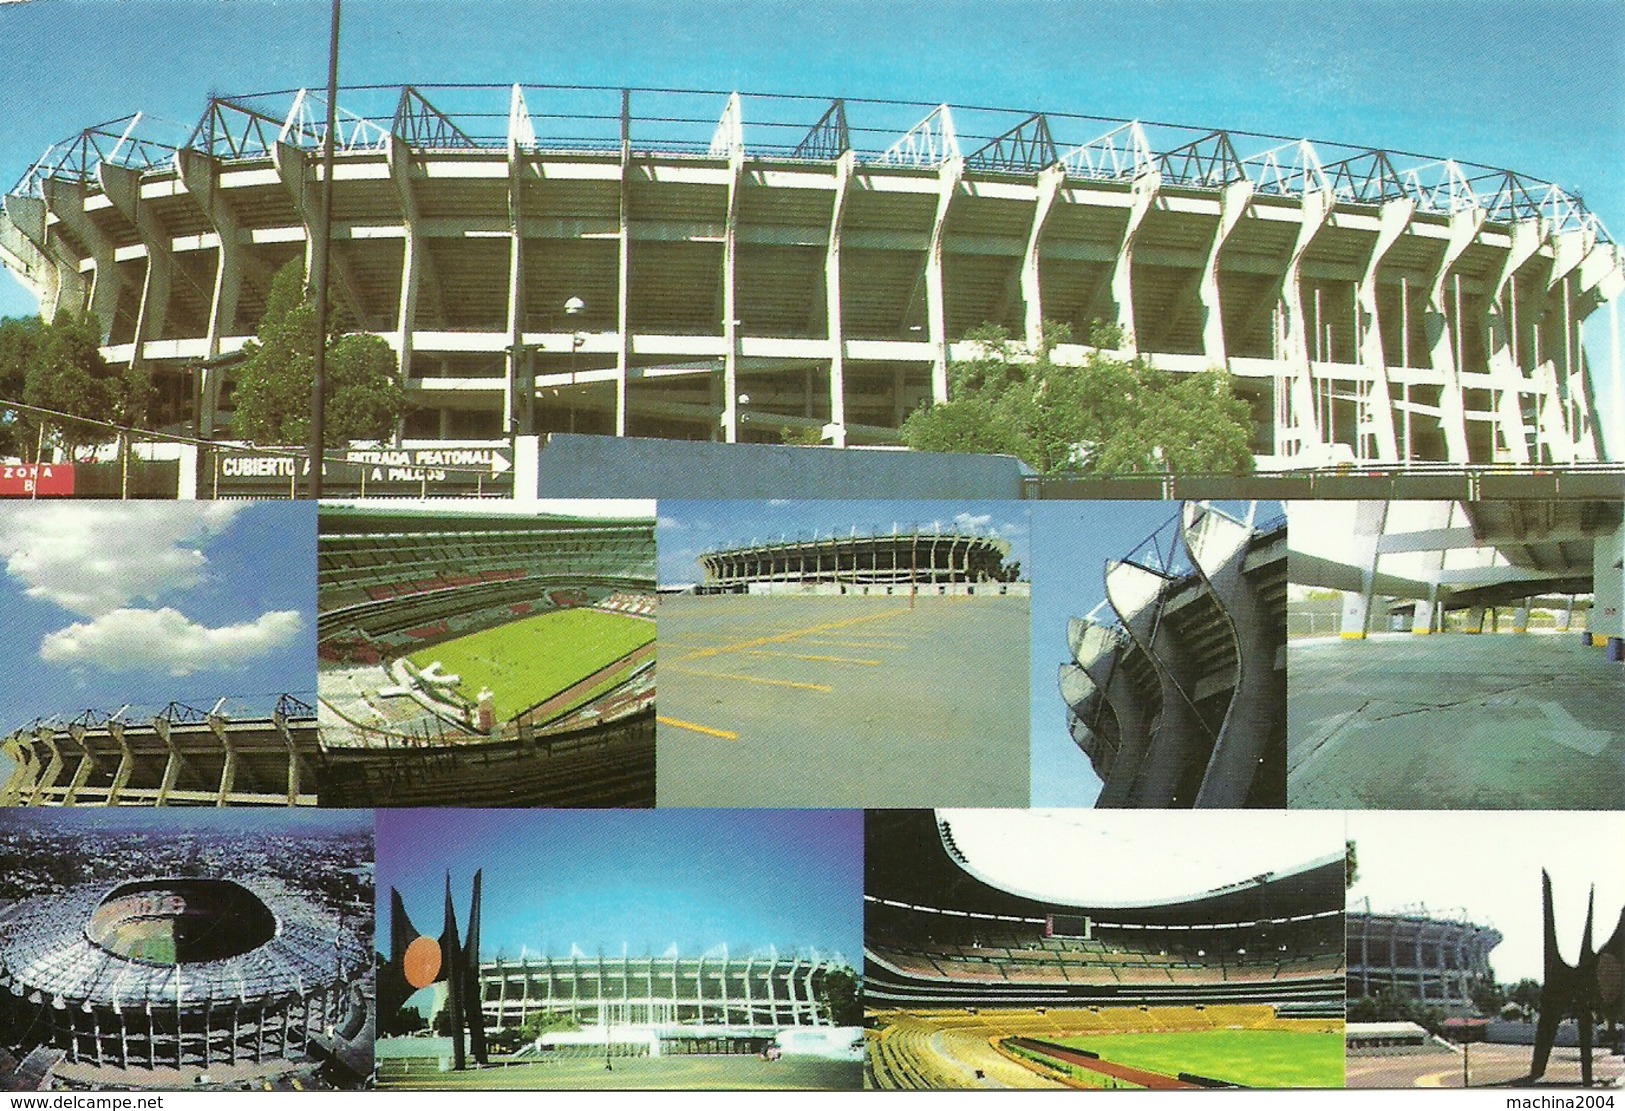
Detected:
[
  {"left": 0, "top": 0, "right": 1620, "bottom": 449},
  {"left": 657, "top": 498, "right": 1029, "bottom": 586},
  {"left": 1028, "top": 500, "right": 1277, "bottom": 807},
  {"left": 0, "top": 501, "right": 316, "bottom": 744},
  {"left": 375, "top": 809, "right": 863, "bottom": 962}
]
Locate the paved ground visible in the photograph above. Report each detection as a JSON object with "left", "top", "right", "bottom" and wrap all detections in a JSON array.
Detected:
[
  {"left": 656, "top": 593, "right": 1029, "bottom": 807},
  {"left": 1346, "top": 1044, "right": 1625, "bottom": 1088},
  {"left": 1288, "top": 632, "right": 1624, "bottom": 809},
  {"left": 380, "top": 1054, "right": 861, "bottom": 1090}
]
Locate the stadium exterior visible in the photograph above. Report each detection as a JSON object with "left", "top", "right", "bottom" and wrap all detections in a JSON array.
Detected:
[
  {"left": 0, "top": 695, "right": 318, "bottom": 808},
  {"left": 1059, "top": 502, "right": 1287, "bottom": 808},
  {"left": 477, "top": 952, "right": 841, "bottom": 1036},
  {"left": 1345, "top": 908, "right": 1502, "bottom": 1014},
  {"left": 695, "top": 529, "right": 1014, "bottom": 593},
  {"left": 0, "top": 878, "right": 370, "bottom": 1070},
  {"left": 3, "top": 85, "right": 1621, "bottom": 466}
]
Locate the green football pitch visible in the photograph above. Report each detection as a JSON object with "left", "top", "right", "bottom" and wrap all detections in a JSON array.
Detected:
[
  {"left": 408, "top": 608, "right": 653, "bottom": 723},
  {"left": 1055, "top": 1029, "right": 1345, "bottom": 1089}
]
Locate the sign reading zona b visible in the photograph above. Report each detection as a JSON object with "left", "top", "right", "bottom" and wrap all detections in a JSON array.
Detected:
[{"left": 0, "top": 463, "right": 75, "bottom": 497}]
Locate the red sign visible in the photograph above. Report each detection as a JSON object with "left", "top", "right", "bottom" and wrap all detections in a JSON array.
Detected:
[{"left": 0, "top": 464, "right": 75, "bottom": 497}]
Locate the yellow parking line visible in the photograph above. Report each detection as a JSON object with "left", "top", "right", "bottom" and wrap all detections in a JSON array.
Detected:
[
  {"left": 798, "top": 639, "right": 904, "bottom": 650},
  {"left": 676, "top": 608, "right": 910, "bottom": 661},
  {"left": 747, "top": 650, "right": 881, "bottom": 666},
  {"left": 657, "top": 716, "right": 739, "bottom": 741},
  {"left": 665, "top": 665, "right": 833, "bottom": 693}
]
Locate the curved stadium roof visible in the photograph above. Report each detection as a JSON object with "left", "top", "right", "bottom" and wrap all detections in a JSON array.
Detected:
[{"left": 867, "top": 809, "right": 1342, "bottom": 925}]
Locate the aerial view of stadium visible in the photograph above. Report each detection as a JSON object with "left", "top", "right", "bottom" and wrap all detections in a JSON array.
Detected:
[
  {"left": 316, "top": 499, "right": 656, "bottom": 807},
  {"left": 1343, "top": 811, "right": 1625, "bottom": 1089},
  {"left": 0, "top": 808, "right": 374, "bottom": 1091},
  {"left": 865, "top": 809, "right": 1345, "bottom": 1090},
  {"left": 655, "top": 500, "right": 1029, "bottom": 807},
  {"left": 373, "top": 809, "right": 863, "bottom": 1090},
  {"left": 1038, "top": 501, "right": 1288, "bottom": 809},
  {"left": 0, "top": 502, "right": 317, "bottom": 807}
]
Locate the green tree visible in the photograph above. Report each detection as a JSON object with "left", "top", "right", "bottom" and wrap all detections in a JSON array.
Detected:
[
  {"left": 1468, "top": 979, "right": 1506, "bottom": 1017},
  {"left": 0, "top": 315, "right": 44, "bottom": 458},
  {"left": 899, "top": 321, "right": 1255, "bottom": 475},
  {"left": 519, "top": 1009, "right": 582, "bottom": 1041},
  {"left": 1347, "top": 985, "right": 1448, "bottom": 1034},
  {"left": 817, "top": 967, "right": 863, "bottom": 1027},
  {"left": 1507, "top": 978, "right": 1543, "bottom": 1016},
  {"left": 17, "top": 309, "right": 151, "bottom": 459},
  {"left": 230, "top": 258, "right": 407, "bottom": 447}
]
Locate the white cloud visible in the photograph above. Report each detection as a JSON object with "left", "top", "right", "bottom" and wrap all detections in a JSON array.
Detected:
[
  {"left": 0, "top": 504, "right": 242, "bottom": 616},
  {"left": 39, "top": 607, "right": 303, "bottom": 676},
  {"left": 656, "top": 515, "right": 685, "bottom": 531},
  {"left": 954, "top": 512, "right": 993, "bottom": 531}
]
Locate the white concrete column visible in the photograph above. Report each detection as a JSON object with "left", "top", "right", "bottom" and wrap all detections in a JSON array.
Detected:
[
  {"left": 824, "top": 151, "right": 853, "bottom": 446},
  {"left": 615, "top": 92, "right": 632, "bottom": 438},
  {"left": 505, "top": 96, "right": 528, "bottom": 437},
  {"left": 1021, "top": 165, "right": 1062, "bottom": 349},
  {"left": 0, "top": 193, "right": 83, "bottom": 322},
  {"left": 1199, "top": 179, "right": 1252, "bottom": 366},
  {"left": 175, "top": 149, "right": 250, "bottom": 435},
  {"left": 1483, "top": 220, "right": 1543, "bottom": 464},
  {"left": 1279, "top": 189, "right": 1333, "bottom": 459},
  {"left": 387, "top": 137, "right": 423, "bottom": 397},
  {"left": 1112, "top": 168, "right": 1161, "bottom": 353},
  {"left": 926, "top": 157, "right": 963, "bottom": 402},
  {"left": 1340, "top": 500, "right": 1389, "bottom": 639},
  {"left": 1354, "top": 199, "right": 1413, "bottom": 463},
  {"left": 39, "top": 178, "right": 123, "bottom": 338},
  {"left": 1421, "top": 208, "right": 1485, "bottom": 462},
  {"left": 720, "top": 149, "right": 744, "bottom": 442}
]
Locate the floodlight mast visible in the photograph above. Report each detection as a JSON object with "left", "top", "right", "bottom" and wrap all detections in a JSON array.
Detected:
[{"left": 308, "top": 0, "right": 341, "bottom": 499}]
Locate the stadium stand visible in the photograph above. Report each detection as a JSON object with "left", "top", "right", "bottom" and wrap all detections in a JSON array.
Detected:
[{"left": 316, "top": 504, "right": 656, "bottom": 807}]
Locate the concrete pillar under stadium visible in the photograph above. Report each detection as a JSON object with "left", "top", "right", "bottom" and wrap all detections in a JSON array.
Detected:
[
  {"left": 1339, "top": 501, "right": 1389, "bottom": 639},
  {"left": 1182, "top": 504, "right": 1284, "bottom": 808}
]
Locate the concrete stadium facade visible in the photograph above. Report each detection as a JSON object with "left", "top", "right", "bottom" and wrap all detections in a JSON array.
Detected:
[
  {"left": 0, "top": 878, "right": 369, "bottom": 1070},
  {"left": 4, "top": 85, "right": 1621, "bottom": 465},
  {"left": 1060, "top": 502, "right": 1288, "bottom": 808},
  {"left": 0, "top": 695, "right": 318, "bottom": 808},
  {"left": 476, "top": 952, "right": 840, "bottom": 1031},
  {"left": 696, "top": 529, "right": 1012, "bottom": 592},
  {"left": 1345, "top": 909, "right": 1502, "bottom": 1014}
]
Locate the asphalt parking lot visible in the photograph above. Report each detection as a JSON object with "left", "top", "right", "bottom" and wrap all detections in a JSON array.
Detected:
[
  {"left": 656, "top": 593, "right": 1029, "bottom": 807},
  {"left": 1288, "top": 632, "right": 1625, "bottom": 809}
]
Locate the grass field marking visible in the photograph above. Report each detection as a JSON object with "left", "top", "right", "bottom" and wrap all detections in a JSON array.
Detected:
[
  {"left": 663, "top": 664, "right": 833, "bottom": 693},
  {"left": 745, "top": 650, "right": 882, "bottom": 666},
  {"left": 407, "top": 608, "right": 654, "bottom": 722},
  {"left": 657, "top": 716, "right": 739, "bottom": 741},
  {"left": 1054, "top": 1029, "right": 1343, "bottom": 1090},
  {"left": 674, "top": 607, "right": 911, "bottom": 661}
]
